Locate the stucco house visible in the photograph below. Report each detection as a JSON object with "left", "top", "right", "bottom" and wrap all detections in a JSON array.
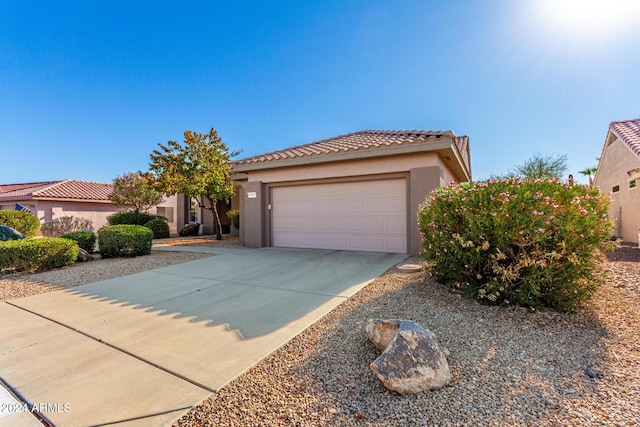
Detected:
[
  {"left": 0, "top": 179, "right": 180, "bottom": 234},
  {"left": 594, "top": 118, "right": 640, "bottom": 243},
  {"left": 232, "top": 129, "right": 471, "bottom": 255}
]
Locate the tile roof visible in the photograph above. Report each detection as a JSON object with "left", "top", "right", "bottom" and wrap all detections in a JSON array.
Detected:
[
  {"left": 235, "top": 130, "right": 462, "bottom": 165},
  {"left": 610, "top": 118, "right": 640, "bottom": 158},
  {"left": 0, "top": 181, "right": 57, "bottom": 194},
  {"left": 0, "top": 180, "right": 114, "bottom": 202}
]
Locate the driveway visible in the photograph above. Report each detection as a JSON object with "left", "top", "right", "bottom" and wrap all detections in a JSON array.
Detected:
[{"left": 0, "top": 247, "right": 405, "bottom": 426}]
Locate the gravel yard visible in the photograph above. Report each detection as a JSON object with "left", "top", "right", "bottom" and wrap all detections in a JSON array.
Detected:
[
  {"left": 175, "top": 246, "right": 640, "bottom": 427},
  {"left": 1, "top": 240, "right": 638, "bottom": 426}
]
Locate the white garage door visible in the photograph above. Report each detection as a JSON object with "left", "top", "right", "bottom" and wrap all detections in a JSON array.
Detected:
[{"left": 271, "top": 179, "right": 407, "bottom": 253}]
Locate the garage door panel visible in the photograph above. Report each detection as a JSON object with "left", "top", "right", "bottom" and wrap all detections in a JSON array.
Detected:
[{"left": 272, "top": 179, "right": 407, "bottom": 253}]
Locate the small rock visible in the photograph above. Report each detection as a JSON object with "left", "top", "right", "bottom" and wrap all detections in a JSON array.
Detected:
[
  {"left": 586, "top": 367, "right": 597, "bottom": 378},
  {"left": 77, "top": 248, "right": 94, "bottom": 262}
]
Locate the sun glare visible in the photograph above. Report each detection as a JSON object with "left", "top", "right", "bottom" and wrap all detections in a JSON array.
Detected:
[{"left": 532, "top": 0, "right": 640, "bottom": 42}]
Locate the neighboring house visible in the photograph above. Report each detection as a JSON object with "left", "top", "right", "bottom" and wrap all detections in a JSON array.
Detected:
[
  {"left": 232, "top": 129, "right": 471, "bottom": 255},
  {"left": 0, "top": 179, "right": 180, "bottom": 235},
  {"left": 594, "top": 118, "right": 640, "bottom": 243}
]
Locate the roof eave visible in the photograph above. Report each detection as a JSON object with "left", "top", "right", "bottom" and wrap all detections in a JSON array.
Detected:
[{"left": 232, "top": 138, "right": 471, "bottom": 181}]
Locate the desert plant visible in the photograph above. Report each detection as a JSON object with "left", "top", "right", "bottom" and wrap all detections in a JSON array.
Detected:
[
  {"left": 179, "top": 223, "right": 200, "bottom": 237},
  {"left": 107, "top": 211, "right": 162, "bottom": 226},
  {"left": 418, "top": 178, "right": 615, "bottom": 312},
  {"left": 60, "top": 231, "right": 96, "bottom": 253},
  {"left": 226, "top": 209, "right": 240, "bottom": 229},
  {"left": 0, "top": 238, "right": 78, "bottom": 273},
  {"left": 98, "top": 225, "right": 153, "bottom": 258},
  {"left": 143, "top": 218, "right": 170, "bottom": 239},
  {"left": 0, "top": 210, "right": 40, "bottom": 238},
  {"left": 40, "top": 216, "right": 94, "bottom": 237}
]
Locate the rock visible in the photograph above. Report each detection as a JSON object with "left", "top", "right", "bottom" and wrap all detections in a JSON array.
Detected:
[
  {"left": 586, "top": 367, "right": 597, "bottom": 378},
  {"left": 0, "top": 225, "right": 24, "bottom": 241},
  {"left": 77, "top": 248, "right": 94, "bottom": 262},
  {"left": 366, "top": 319, "right": 451, "bottom": 394}
]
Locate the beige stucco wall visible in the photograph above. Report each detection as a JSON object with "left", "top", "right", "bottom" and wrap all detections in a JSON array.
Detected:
[
  {"left": 148, "top": 194, "right": 180, "bottom": 235},
  {"left": 238, "top": 151, "right": 455, "bottom": 254},
  {"left": 1, "top": 196, "right": 182, "bottom": 236},
  {"left": 594, "top": 137, "right": 640, "bottom": 243},
  {"left": 245, "top": 152, "right": 457, "bottom": 184},
  {"left": 0, "top": 200, "right": 122, "bottom": 231}
]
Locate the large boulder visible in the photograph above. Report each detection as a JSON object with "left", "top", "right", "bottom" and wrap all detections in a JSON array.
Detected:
[
  {"left": 366, "top": 319, "right": 451, "bottom": 394},
  {"left": 0, "top": 225, "right": 24, "bottom": 242}
]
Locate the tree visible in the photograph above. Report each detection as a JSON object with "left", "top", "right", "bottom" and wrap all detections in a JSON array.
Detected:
[
  {"left": 578, "top": 159, "right": 599, "bottom": 186},
  {"left": 490, "top": 154, "right": 568, "bottom": 181},
  {"left": 149, "top": 128, "right": 238, "bottom": 240},
  {"left": 110, "top": 171, "right": 164, "bottom": 213}
]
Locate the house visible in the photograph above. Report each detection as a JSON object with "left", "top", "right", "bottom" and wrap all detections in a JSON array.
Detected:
[
  {"left": 594, "top": 118, "right": 640, "bottom": 243},
  {"left": 0, "top": 179, "right": 180, "bottom": 234},
  {"left": 232, "top": 129, "right": 471, "bottom": 255}
]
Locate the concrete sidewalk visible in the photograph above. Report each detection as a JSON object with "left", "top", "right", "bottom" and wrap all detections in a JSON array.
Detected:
[{"left": 0, "top": 247, "right": 405, "bottom": 426}]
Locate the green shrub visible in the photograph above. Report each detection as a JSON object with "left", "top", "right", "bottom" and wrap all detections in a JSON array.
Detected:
[
  {"left": 107, "top": 211, "right": 164, "bottom": 226},
  {"left": 179, "top": 223, "right": 200, "bottom": 237},
  {"left": 0, "top": 225, "right": 24, "bottom": 241},
  {"left": 143, "top": 218, "right": 170, "bottom": 239},
  {"left": 98, "top": 225, "right": 153, "bottom": 258},
  {"left": 41, "top": 216, "right": 93, "bottom": 237},
  {"left": 226, "top": 209, "right": 240, "bottom": 229},
  {"left": 418, "top": 179, "right": 616, "bottom": 313},
  {"left": 61, "top": 231, "right": 96, "bottom": 253},
  {"left": 0, "top": 238, "right": 78, "bottom": 273},
  {"left": 0, "top": 210, "right": 40, "bottom": 238}
]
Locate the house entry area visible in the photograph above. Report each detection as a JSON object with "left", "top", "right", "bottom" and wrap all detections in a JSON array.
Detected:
[{"left": 270, "top": 179, "right": 407, "bottom": 253}]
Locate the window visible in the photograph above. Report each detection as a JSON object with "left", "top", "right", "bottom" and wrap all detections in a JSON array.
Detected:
[
  {"left": 612, "top": 185, "right": 620, "bottom": 193},
  {"left": 157, "top": 206, "right": 174, "bottom": 222},
  {"left": 630, "top": 180, "right": 637, "bottom": 189},
  {"left": 189, "top": 198, "right": 199, "bottom": 223}
]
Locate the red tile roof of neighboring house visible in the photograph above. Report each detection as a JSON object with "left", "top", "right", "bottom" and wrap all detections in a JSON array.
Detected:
[
  {"left": 0, "top": 182, "right": 57, "bottom": 194},
  {"left": 0, "top": 180, "right": 114, "bottom": 202},
  {"left": 235, "top": 130, "right": 466, "bottom": 165},
  {"left": 610, "top": 118, "right": 640, "bottom": 158}
]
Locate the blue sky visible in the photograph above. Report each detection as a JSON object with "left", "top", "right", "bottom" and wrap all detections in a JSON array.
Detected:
[{"left": 2, "top": 0, "right": 639, "bottom": 185}]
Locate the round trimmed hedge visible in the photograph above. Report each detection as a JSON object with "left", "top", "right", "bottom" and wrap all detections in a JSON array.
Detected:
[
  {"left": 107, "top": 211, "right": 164, "bottom": 226},
  {"left": 0, "top": 210, "right": 40, "bottom": 238},
  {"left": 179, "top": 223, "right": 200, "bottom": 237},
  {"left": 98, "top": 225, "right": 153, "bottom": 258},
  {"left": 143, "top": 218, "right": 170, "bottom": 239},
  {"left": 0, "top": 237, "right": 78, "bottom": 273},
  {"left": 61, "top": 231, "right": 96, "bottom": 253},
  {"left": 418, "top": 178, "right": 615, "bottom": 313}
]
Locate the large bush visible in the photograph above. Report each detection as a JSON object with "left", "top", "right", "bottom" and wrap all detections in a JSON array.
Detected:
[
  {"left": 0, "top": 238, "right": 78, "bottom": 273},
  {"left": 143, "top": 218, "right": 170, "bottom": 239},
  {"left": 61, "top": 231, "right": 96, "bottom": 253},
  {"left": 418, "top": 179, "right": 615, "bottom": 312},
  {"left": 107, "top": 211, "right": 163, "bottom": 226},
  {"left": 98, "top": 225, "right": 153, "bottom": 258},
  {"left": 41, "top": 216, "right": 94, "bottom": 237},
  {"left": 0, "top": 210, "right": 40, "bottom": 238},
  {"left": 179, "top": 223, "right": 200, "bottom": 237}
]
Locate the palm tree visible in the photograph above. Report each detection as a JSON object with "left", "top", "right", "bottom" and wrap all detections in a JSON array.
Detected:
[{"left": 578, "top": 166, "right": 598, "bottom": 186}]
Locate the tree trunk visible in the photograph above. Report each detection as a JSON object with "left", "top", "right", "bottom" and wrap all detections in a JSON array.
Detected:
[{"left": 211, "top": 199, "right": 223, "bottom": 240}]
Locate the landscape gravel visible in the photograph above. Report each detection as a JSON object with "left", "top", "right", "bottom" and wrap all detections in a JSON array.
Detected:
[
  {"left": 0, "top": 238, "right": 231, "bottom": 302},
  {"left": 1, "top": 239, "right": 638, "bottom": 426},
  {"left": 175, "top": 247, "right": 640, "bottom": 427}
]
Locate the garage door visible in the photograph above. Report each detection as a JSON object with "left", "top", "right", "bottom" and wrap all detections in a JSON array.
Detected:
[{"left": 271, "top": 179, "right": 407, "bottom": 253}]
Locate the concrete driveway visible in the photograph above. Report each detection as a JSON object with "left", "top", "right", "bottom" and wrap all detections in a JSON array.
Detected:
[{"left": 0, "top": 247, "right": 405, "bottom": 426}]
